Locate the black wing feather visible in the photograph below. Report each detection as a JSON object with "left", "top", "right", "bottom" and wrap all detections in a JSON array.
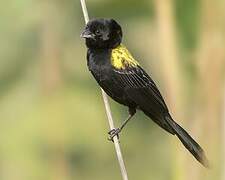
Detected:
[
  {"left": 113, "top": 66, "right": 175, "bottom": 134},
  {"left": 113, "top": 66, "right": 167, "bottom": 110}
]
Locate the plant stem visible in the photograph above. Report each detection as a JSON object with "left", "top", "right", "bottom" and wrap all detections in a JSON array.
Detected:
[{"left": 79, "top": 1, "right": 129, "bottom": 180}]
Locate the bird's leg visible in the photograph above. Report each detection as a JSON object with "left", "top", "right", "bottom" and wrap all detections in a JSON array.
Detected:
[{"left": 108, "top": 108, "right": 136, "bottom": 142}]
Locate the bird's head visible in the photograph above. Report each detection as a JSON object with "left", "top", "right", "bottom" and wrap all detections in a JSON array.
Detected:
[{"left": 81, "top": 18, "right": 122, "bottom": 49}]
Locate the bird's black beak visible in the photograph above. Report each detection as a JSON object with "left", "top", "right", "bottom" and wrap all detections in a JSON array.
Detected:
[{"left": 80, "top": 28, "right": 94, "bottom": 39}]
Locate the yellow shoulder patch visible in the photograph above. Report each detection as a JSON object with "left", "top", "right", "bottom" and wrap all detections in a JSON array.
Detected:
[{"left": 111, "top": 44, "right": 139, "bottom": 69}]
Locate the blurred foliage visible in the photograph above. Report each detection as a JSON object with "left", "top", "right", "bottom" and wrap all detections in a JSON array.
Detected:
[
  {"left": 0, "top": 0, "right": 224, "bottom": 180},
  {"left": 175, "top": 0, "right": 200, "bottom": 50}
]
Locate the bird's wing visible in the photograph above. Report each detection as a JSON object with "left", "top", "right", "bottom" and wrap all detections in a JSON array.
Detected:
[
  {"left": 113, "top": 66, "right": 174, "bottom": 125},
  {"left": 112, "top": 65, "right": 174, "bottom": 133},
  {"left": 113, "top": 65, "right": 167, "bottom": 110}
]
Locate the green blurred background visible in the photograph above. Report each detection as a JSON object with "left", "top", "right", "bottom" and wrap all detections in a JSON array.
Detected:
[{"left": 0, "top": 0, "right": 225, "bottom": 179}]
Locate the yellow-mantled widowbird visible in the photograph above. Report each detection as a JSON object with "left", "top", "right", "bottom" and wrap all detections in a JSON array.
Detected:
[{"left": 81, "top": 18, "right": 209, "bottom": 167}]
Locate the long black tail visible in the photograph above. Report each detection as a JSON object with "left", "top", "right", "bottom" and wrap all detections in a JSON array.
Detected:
[{"left": 165, "top": 115, "right": 209, "bottom": 168}]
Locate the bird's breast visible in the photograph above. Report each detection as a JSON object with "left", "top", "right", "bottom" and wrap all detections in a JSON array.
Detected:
[
  {"left": 87, "top": 49, "right": 112, "bottom": 82},
  {"left": 87, "top": 48, "right": 136, "bottom": 107}
]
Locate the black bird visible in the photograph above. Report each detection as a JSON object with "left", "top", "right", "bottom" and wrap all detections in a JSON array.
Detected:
[{"left": 81, "top": 18, "right": 209, "bottom": 167}]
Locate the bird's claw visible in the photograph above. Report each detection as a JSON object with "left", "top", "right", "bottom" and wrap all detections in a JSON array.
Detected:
[{"left": 107, "top": 128, "right": 121, "bottom": 142}]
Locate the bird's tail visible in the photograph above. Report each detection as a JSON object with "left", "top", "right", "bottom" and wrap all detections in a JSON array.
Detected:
[{"left": 165, "top": 115, "right": 209, "bottom": 168}]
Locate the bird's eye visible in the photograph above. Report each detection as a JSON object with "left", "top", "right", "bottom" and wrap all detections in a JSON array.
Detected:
[{"left": 95, "top": 30, "right": 101, "bottom": 35}]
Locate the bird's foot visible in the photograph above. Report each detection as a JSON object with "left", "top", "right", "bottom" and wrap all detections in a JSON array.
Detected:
[{"left": 107, "top": 128, "right": 121, "bottom": 142}]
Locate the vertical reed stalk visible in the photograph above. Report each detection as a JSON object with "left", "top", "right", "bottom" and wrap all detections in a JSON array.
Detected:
[{"left": 80, "top": 1, "right": 129, "bottom": 180}]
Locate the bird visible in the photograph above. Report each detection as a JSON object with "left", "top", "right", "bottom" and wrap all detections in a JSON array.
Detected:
[{"left": 81, "top": 18, "right": 209, "bottom": 167}]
